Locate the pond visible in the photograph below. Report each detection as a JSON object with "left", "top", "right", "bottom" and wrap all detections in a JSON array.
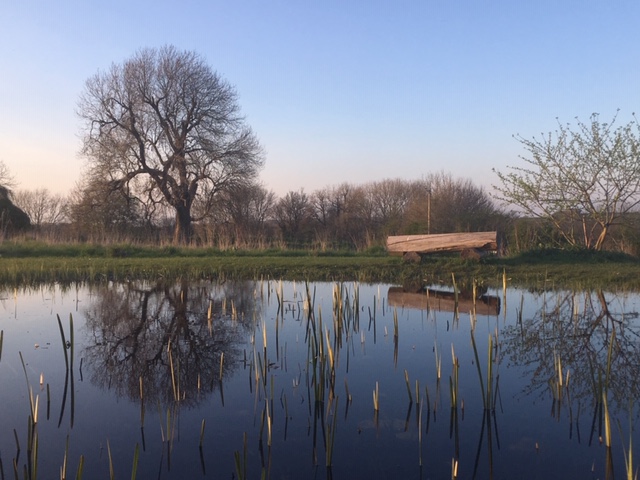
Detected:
[{"left": 0, "top": 279, "right": 639, "bottom": 479}]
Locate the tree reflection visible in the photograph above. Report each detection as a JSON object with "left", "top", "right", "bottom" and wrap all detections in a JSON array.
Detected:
[
  {"left": 83, "top": 280, "right": 259, "bottom": 406},
  {"left": 501, "top": 289, "right": 640, "bottom": 413}
]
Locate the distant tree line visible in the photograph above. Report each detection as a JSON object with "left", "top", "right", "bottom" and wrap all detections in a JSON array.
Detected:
[
  {"left": 4, "top": 165, "right": 640, "bottom": 255},
  {"left": 5, "top": 171, "right": 507, "bottom": 251}
]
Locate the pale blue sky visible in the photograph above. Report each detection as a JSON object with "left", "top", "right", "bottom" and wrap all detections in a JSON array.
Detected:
[{"left": 1, "top": 1, "right": 639, "bottom": 197}]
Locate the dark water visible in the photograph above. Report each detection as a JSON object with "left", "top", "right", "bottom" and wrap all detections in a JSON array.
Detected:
[{"left": 0, "top": 280, "right": 638, "bottom": 479}]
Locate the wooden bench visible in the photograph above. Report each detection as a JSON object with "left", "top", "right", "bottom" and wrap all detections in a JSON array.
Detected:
[{"left": 386, "top": 231, "right": 501, "bottom": 261}]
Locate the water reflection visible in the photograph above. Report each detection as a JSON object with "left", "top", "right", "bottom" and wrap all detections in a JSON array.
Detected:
[
  {"left": 387, "top": 286, "right": 501, "bottom": 315},
  {"left": 1, "top": 281, "right": 639, "bottom": 479},
  {"left": 501, "top": 290, "right": 640, "bottom": 411},
  {"left": 82, "top": 280, "right": 258, "bottom": 406}
]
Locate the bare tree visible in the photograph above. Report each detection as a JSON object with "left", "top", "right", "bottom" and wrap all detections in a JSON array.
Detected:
[
  {"left": 494, "top": 113, "right": 640, "bottom": 250},
  {"left": 0, "top": 160, "right": 16, "bottom": 189},
  {"left": 78, "top": 45, "right": 263, "bottom": 244},
  {"left": 13, "top": 188, "right": 67, "bottom": 228},
  {"left": 219, "top": 183, "right": 276, "bottom": 245},
  {"left": 66, "top": 177, "right": 145, "bottom": 242},
  {"left": 275, "top": 189, "right": 311, "bottom": 244}
]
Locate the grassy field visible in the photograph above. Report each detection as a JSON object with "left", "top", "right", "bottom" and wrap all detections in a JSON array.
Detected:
[{"left": 1, "top": 241, "right": 639, "bottom": 290}]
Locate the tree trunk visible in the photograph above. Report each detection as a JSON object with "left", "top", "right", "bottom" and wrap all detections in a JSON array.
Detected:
[
  {"left": 173, "top": 204, "right": 193, "bottom": 245},
  {"left": 594, "top": 225, "right": 608, "bottom": 251}
]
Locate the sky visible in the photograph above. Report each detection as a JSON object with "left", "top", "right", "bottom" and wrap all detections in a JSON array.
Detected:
[{"left": 1, "top": 1, "right": 639, "bottom": 198}]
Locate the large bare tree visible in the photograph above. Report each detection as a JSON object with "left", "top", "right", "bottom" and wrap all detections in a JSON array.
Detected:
[{"left": 78, "top": 46, "right": 263, "bottom": 244}]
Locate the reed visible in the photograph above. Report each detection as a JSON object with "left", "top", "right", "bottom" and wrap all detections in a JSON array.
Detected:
[
  {"left": 617, "top": 402, "right": 638, "bottom": 480},
  {"left": 19, "top": 351, "right": 37, "bottom": 421},
  {"left": 471, "top": 330, "right": 488, "bottom": 410},
  {"left": 344, "top": 378, "right": 352, "bottom": 403},
  {"left": 139, "top": 377, "right": 145, "bottom": 426},
  {"left": 393, "top": 308, "right": 399, "bottom": 339},
  {"left": 107, "top": 440, "right": 114, "bottom": 480},
  {"left": 69, "top": 313, "right": 75, "bottom": 372},
  {"left": 602, "top": 392, "right": 612, "bottom": 448},
  {"left": 31, "top": 429, "right": 39, "bottom": 480},
  {"left": 404, "top": 370, "right": 413, "bottom": 403},
  {"left": 0, "top": 329, "right": 3, "bottom": 362},
  {"left": 265, "top": 399, "right": 273, "bottom": 447},
  {"left": 435, "top": 342, "right": 442, "bottom": 382},
  {"left": 325, "top": 396, "right": 339, "bottom": 467},
  {"left": 13, "top": 428, "right": 20, "bottom": 453},
  {"left": 373, "top": 382, "right": 380, "bottom": 411},
  {"left": 56, "top": 314, "right": 69, "bottom": 371},
  {"left": 487, "top": 334, "right": 494, "bottom": 410},
  {"left": 76, "top": 455, "right": 85, "bottom": 480},
  {"left": 131, "top": 443, "right": 139, "bottom": 480},
  {"left": 61, "top": 434, "right": 69, "bottom": 480},
  {"left": 199, "top": 419, "right": 206, "bottom": 448},
  {"left": 167, "top": 340, "right": 179, "bottom": 402},
  {"left": 418, "top": 398, "right": 423, "bottom": 466},
  {"left": 502, "top": 268, "right": 507, "bottom": 301},
  {"left": 451, "top": 273, "right": 459, "bottom": 316},
  {"left": 234, "top": 432, "right": 248, "bottom": 480},
  {"left": 449, "top": 345, "right": 459, "bottom": 410}
]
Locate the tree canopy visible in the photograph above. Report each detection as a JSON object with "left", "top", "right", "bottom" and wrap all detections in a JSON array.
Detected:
[
  {"left": 494, "top": 113, "right": 640, "bottom": 250},
  {"left": 78, "top": 45, "right": 263, "bottom": 244}
]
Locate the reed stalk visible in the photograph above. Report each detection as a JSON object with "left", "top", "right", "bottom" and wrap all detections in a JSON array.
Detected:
[
  {"left": 107, "top": 440, "right": 114, "bottom": 480},
  {"left": 325, "top": 397, "right": 339, "bottom": 467},
  {"left": 418, "top": 398, "right": 423, "bottom": 466},
  {"left": 199, "top": 419, "right": 206, "bottom": 448},
  {"left": 393, "top": 309, "right": 399, "bottom": 339},
  {"left": 19, "top": 351, "right": 36, "bottom": 421},
  {"left": 168, "top": 340, "right": 178, "bottom": 402},
  {"left": 0, "top": 329, "right": 3, "bottom": 362},
  {"left": 617, "top": 401, "right": 637, "bottom": 480},
  {"left": 487, "top": 334, "right": 494, "bottom": 410},
  {"left": 450, "top": 346, "right": 459, "bottom": 410},
  {"left": 373, "top": 382, "right": 379, "bottom": 411},
  {"left": 139, "top": 377, "right": 145, "bottom": 426},
  {"left": 404, "top": 370, "right": 413, "bottom": 403},
  {"left": 76, "top": 455, "right": 84, "bottom": 480},
  {"left": 56, "top": 314, "right": 69, "bottom": 371},
  {"left": 60, "top": 434, "right": 69, "bottom": 480},
  {"left": 435, "top": 342, "right": 442, "bottom": 382},
  {"left": 13, "top": 428, "right": 20, "bottom": 453},
  {"left": 344, "top": 378, "right": 352, "bottom": 403},
  {"left": 69, "top": 313, "right": 75, "bottom": 372},
  {"left": 502, "top": 268, "right": 507, "bottom": 301},
  {"left": 131, "top": 443, "right": 139, "bottom": 480},
  {"left": 603, "top": 392, "right": 612, "bottom": 448},
  {"left": 31, "top": 430, "right": 38, "bottom": 480},
  {"left": 451, "top": 273, "right": 459, "bottom": 316},
  {"left": 470, "top": 330, "right": 487, "bottom": 409},
  {"left": 234, "top": 432, "right": 248, "bottom": 480}
]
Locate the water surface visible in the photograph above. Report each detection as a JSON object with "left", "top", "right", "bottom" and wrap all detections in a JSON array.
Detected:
[{"left": 0, "top": 280, "right": 638, "bottom": 479}]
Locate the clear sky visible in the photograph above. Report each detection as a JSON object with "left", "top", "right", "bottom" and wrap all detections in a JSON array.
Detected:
[{"left": 1, "top": 1, "right": 639, "bottom": 198}]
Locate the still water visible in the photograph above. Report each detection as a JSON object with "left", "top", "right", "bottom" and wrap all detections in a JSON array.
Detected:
[{"left": 0, "top": 280, "right": 638, "bottom": 479}]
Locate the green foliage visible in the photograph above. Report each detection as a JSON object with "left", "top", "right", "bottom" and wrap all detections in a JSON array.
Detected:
[
  {"left": 494, "top": 112, "right": 640, "bottom": 251},
  {"left": 500, "top": 247, "right": 640, "bottom": 265}
]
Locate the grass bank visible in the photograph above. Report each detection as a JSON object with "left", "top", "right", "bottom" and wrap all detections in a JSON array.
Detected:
[{"left": 1, "top": 242, "right": 639, "bottom": 290}]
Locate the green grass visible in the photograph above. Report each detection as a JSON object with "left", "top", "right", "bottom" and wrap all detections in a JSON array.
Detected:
[{"left": 0, "top": 242, "right": 639, "bottom": 289}]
